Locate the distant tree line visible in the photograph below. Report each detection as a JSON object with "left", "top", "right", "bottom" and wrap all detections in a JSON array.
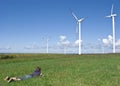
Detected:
[{"left": 0, "top": 54, "right": 15, "bottom": 59}]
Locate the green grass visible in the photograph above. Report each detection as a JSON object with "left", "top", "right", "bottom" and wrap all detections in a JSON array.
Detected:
[{"left": 0, "top": 54, "right": 120, "bottom": 86}]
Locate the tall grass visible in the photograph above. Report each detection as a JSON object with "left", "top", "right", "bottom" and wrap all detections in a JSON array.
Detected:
[{"left": 0, "top": 54, "right": 120, "bottom": 86}]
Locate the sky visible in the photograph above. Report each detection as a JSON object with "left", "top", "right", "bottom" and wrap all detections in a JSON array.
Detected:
[{"left": 0, "top": 0, "right": 120, "bottom": 54}]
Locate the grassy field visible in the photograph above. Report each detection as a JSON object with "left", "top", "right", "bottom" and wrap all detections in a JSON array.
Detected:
[{"left": 0, "top": 54, "right": 120, "bottom": 86}]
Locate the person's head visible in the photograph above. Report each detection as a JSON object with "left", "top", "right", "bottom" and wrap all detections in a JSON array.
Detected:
[{"left": 36, "top": 67, "right": 41, "bottom": 71}]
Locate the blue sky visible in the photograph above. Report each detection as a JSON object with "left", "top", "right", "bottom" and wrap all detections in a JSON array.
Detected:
[{"left": 0, "top": 0, "right": 120, "bottom": 53}]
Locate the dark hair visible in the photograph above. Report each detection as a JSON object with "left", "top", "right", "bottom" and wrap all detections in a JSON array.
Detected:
[{"left": 36, "top": 67, "right": 41, "bottom": 71}]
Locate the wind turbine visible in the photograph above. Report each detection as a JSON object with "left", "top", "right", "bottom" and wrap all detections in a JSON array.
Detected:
[
  {"left": 46, "top": 37, "right": 50, "bottom": 53},
  {"left": 72, "top": 12, "right": 85, "bottom": 55},
  {"left": 106, "top": 4, "right": 117, "bottom": 53},
  {"left": 63, "top": 45, "right": 67, "bottom": 54},
  {"left": 43, "top": 36, "right": 50, "bottom": 53}
]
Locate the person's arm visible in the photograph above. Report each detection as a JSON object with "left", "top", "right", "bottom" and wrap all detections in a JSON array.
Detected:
[{"left": 40, "top": 72, "right": 44, "bottom": 77}]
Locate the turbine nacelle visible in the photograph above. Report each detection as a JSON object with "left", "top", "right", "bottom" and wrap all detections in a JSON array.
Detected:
[
  {"left": 111, "top": 14, "right": 117, "bottom": 17},
  {"left": 78, "top": 18, "right": 85, "bottom": 23},
  {"left": 106, "top": 4, "right": 117, "bottom": 18},
  {"left": 106, "top": 14, "right": 117, "bottom": 18}
]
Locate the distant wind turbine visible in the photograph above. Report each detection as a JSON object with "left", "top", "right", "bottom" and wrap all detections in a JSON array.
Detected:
[
  {"left": 46, "top": 37, "right": 50, "bottom": 53},
  {"left": 64, "top": 46, "right": 66, "bottom": 54},
  {"left": 43, "top": 36, "right": 50, "bottom": 53},
  {"left": 72, "top": 12, "right": 85, "bottom": 55},
  {"left": 106, "top": 4, "right": 117, "bottom": 53}
]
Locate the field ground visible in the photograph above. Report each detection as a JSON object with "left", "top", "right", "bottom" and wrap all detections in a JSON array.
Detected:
[{"left": 0, "top": 54, "right": 120, "bottom": 86}]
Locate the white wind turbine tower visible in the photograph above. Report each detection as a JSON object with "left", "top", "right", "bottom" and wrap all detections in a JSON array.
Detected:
[
  {"left": 46, "top": 37, "right": 50, "bottom": 53},
  {"left": 43, "top": 37, "right": 50, "bottom": 53},
  {"left": 72, "top": 12, "right": 85, "bottom": 55},
  {"left": 106, "top": 4, "right": 117, "bottom": 53}
]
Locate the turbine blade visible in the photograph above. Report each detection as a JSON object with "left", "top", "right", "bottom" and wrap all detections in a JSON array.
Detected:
[
  {"left": 72, "top": 12, "right": 78, "bottom": 21},
  {"left": 106, "top": 15, "right": 111, "bottom": 18},
  {"left": 81, "top": 18, "right": 85, "bottom": 21},
  {"left": 111, "top": 4, "right": 114, "bottom": 15},
  {"left": 69, "top": 8, "right": 73, "bottom": 13},
  {"left": 78, "top": 18, "right": 85, "bottom": 22}
]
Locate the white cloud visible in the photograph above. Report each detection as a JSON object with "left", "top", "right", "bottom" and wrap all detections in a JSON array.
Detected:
[
  {"left": 102, "top": 35, "right": 113, "bottom": 46},
  {"left": 102, "top": 39, "right": 109, "bottom": 45},
  {"left": 116, "top": 39, "right": 120, "bottom": 46},
  {"left": 74, "top": 40, "right": 82, "bottom": 46},
  {"left": 59, "top": 35, "right": 66, "bottom": 41},
  {"left": 57, "top": 35, "right": 70, "bottom": 46}
]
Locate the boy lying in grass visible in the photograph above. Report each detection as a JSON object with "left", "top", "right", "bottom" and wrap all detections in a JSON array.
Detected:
[{"left": 4, "top": 67, "right": 43, "bottom": 83}]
